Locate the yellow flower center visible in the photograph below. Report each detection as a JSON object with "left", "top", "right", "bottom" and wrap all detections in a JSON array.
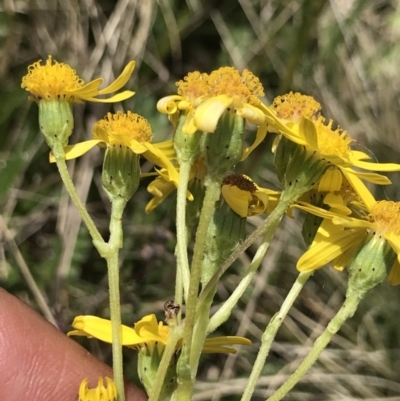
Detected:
[
  {"left": 176, "top": 67, "right": 264, "bottom": 106},
  {"left": 369, "top": 201, "right": 400, "bottom": 236},
  {"left": 272, "top": 92, "right": 322, "bottom": 122},
  {"left": 93, "top": 111, "right": 153, "bottom": 146},
  {"left": 222, "top": 173, "right": 256, "bottom": 192},
  {"left": 21, "top": 55, "right": 84, "bottom": 101},
  {"left": 314, "top": 119, "right": 352, "bottom": 159},
  {"left": 176, "top": 71, "right": 210, "bottom": 103}
]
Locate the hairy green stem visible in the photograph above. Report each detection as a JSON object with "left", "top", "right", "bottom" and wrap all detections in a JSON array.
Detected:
[
  {"left": 241, "top": 271, "right": 313, "bottom": 401},
  {"left": 267, "top": 293, "right": 361, "bottom": 401},
  {"left": 53, "top": 144, "right": 104, "bottom": 244},
  {"left": 175, "top": 160, "right": 192, "bottom": 307},
  {"left": 178, "top": 178, "right": 221, "bottom": 400}
]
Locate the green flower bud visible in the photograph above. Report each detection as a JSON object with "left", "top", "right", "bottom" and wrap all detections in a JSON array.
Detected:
[
  {"left": 346, "top": 233, "right": 396, "bottom": 300},
  {"left": 201, "top": 197, "right": 247, "bottom": 286},
  {"left": 102, "top": 145, "right": 140, "bottom": 203},
  {"left": 38, "top": 99, "right": 74, "bottom": 150},
  {"left": 202, "top": 111, "right": 245, "bottom": 180}
]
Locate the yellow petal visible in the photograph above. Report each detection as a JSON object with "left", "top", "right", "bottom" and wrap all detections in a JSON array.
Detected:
[
  {"left": 157, "top": 95, "right": 183, "bottom": 114},
  {"left": 49, "top": 139, "right": 103, "bottom": 163},
  {"left": 299, "top": 116, "right": 318, "bottom": 150},
  {"left": 142, "top": 142, "right": 180, "bottom": 186},
  {"left": 194, "top": 94, "right": 233, "bottom": 133},
  {"left": 340, "top": 169, "right": 376, "bottom": 209},
  {"left": 182, "top": 109, "right": 198, "bottom": 135},
  {"left": 65, "top": 78, "right": 104, "bottom": 98},
  {"left": 350, "top": 150, "right": 371, "bottom": 161},
  {"left": 221, "top": 185, "right": 252, "bottom": 217},
  {"left": 98, "top": 61, "right": 136, "bottom": 95},
  {"left": 85, "top": 90, "right": 135, "bottom": 103},
  {"left": 237, "top": 103, "right": 265, "bottom": 125},
  {"left": 152, "top": 140, "right": 177, "bottom": 159},
  {"left": 352, "top": 159, "right": 400, "bottom": 172},
  {"left": 387, "top": 259, "right": 400, "bottom": 285},
  {"left": 203, "top": 336, "right": 252, "bottom": 346},
  {"left": 318, "top": 169, "right": 342, "bottom": 192},
  {"left": 241, "top": 120, "right": 267, "bottom": 161},
  {"left": 69, "top": 315, "right": 143, "bottom": 345},
  {"left": 297, "top": 229, "right": 364, "bottom": 271}
]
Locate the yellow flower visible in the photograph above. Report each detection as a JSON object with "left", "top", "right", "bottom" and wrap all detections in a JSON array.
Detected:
[
  {"left": 157, "top": 67, "right": 267, "bottom": 159},
  {"left": 78, "top": 377, "right": 117, "bottom": 401},
  {"left": 221, "top": 173, "right": 280, "bottom": 217},
  {"left": 262, "top": 92, "right": 400, "bottom": 196},
  {"left": 68, "top": 313, "right": 252, "bottom": 354},
  {"left": 21, "top": 55, "right": 135, "bottom": 103},
  {"left": 50, "top": 111, "right": 179, "bottom": 186},
  {"left": 295, "top": 176, "right": 400, "bottom": 285}
]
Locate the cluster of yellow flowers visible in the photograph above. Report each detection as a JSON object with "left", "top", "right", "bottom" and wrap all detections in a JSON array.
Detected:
[{"left": 21, "top": 56, "right": 400, "bottom": 401}]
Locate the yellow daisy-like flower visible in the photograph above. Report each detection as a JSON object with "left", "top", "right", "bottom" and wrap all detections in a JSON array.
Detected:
[
  {"left": 221, "top": 173, "right": 280, "bottom": 217},
  {"left": 262, "top": 92, "right": 400, "bottom": 195},
  {"left": 157, "top": 67, "right": 267, "bottom": 159},
  {"left": 21, "top": 55, "right": 135, "bottom": 103},
  {"left": 50, "top": 111, "right": 179, "bottom": 186},
  {"left": 295, "top": 176, "right": 400, "bottom": 285},
  {"left": 78, "top": 377, "right": 117, "bottom": 401},
  {"left": 68, "top": 314, "right": 251, "bottom": 354}
]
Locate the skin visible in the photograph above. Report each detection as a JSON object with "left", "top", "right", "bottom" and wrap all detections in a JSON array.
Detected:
[{"left": 0, "top": 288, "right": 147, "bottom": 401}]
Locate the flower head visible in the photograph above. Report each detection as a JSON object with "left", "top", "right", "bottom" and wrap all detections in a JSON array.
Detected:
[
  {"left": 78, "top": 377, "right": 117, "bottom": 401},
  {"left": 296, "top": 177, "right": 400, "bottom": 285},
  {"left": 21, "top": 56, "right": 135, "bottom": 103},
  {"left": 50, "top": 111, "right": 179, "bottom": 186},
  {"left": 262, "top": 92, "right": 400, "bottom": 194},
  {"left": 68, "top": 313, "right": 251, "bottom": 354},
  {"left": 157, "top": 67, "right": 267, "bottom": 159}
]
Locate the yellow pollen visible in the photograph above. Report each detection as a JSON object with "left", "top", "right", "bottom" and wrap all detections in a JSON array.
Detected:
[
  {"left": 272, "top": 92, "right": 322, "bottom": 122},
  {"left": 93, "top": 111, "right": 153, "bottom": 146},
  {"left": 369, "top": 201, "right": 400, "bottom": 236},
  {"left": 176, "top": 71, "right": 210, "bottom": 103},
  {"left": 314, "top": 119, "right": 352, "bottom": 158},
  {"left": 21, "top": 55, "right": 84, "bottom": 102},
  {"left": 208, "top": 67, "right": 264, "bottom": 105}
]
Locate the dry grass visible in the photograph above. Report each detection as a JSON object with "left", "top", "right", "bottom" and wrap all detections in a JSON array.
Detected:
[{"left": 1, "top": 0, "right": 400, "bottom": 399}]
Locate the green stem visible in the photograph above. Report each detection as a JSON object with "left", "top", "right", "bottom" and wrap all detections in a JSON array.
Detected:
[
  {"left": 175, "top": 160, "right": 192, "bottom": 307},
  {"left": 149, "top": 324, "right": 183, "bottom": 401},
  {"left": 241, "top": 271, "right": 313, "bottom": 401},
  {"left": 53, "top": 145, "right": 103, "bottom": 244},
  {"left": 178, "top": 178, "right": 221, "bottom": 400},
  {"left": 104, "top": 197, "right": 126, "bottom": 401},
  {"left": 266, "top": 293, "right": 361, "bottom": 401}
]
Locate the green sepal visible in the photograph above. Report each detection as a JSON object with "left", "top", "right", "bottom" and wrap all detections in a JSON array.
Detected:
[
  {"left": 102, "top": 145, "right": 140, "bottom": 203},
  {"left": 201, "top": 198, "right": 247, "bottom": 286},
  {"left": 346, "top": 234, "right": 396, "bottom": 300},
  {"left": 137, "top": 344, "right": 178, "bottom": 400},
  {"left": 174, "top": 113, "right": 203, "bottom": 164},
  {"left": 38, "top": 99, "right": 74, "bottom": 152},
  {"left": 202, "top": 111, "right": 244, "bottom": 180}
]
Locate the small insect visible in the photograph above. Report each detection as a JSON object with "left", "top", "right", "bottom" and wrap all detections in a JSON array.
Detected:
[{"left": 164, "top": 300, "right": 180, "bottom": 323}]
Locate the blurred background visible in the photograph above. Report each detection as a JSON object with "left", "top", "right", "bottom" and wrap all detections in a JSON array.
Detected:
[{"left": 1, "top": 0, "right": 400, "bottom": 399}]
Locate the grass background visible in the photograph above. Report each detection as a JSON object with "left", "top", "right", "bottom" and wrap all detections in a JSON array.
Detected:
[{"left": 1, "top": 0, "right": 400, "bottom": 399}]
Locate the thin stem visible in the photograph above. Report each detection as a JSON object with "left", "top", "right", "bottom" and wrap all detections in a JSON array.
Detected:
[
  {"left": 149, "top": 324, "right": 183, "bottom": 401},
  {"left": 178, "top": 178, "right": 221, "bottom": 400},
  {"left": 266, "top": 293, "right": 361, "bottom": 401},
  {"left": 53, "top": 144, "right": 103, "bottom": 244},
  {"left": 105, "top": 197, "right": 126, "bottom": 401},
  {"left": 240, "top": 271, "right": 313, "bottom": 401},
  {"left": 175, "top": 160, "right": 192, "bottom": 306}
]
